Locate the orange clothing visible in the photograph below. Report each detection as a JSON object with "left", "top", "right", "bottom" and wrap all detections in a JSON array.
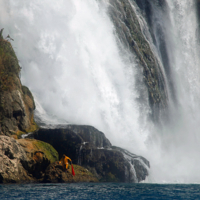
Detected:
[{"left": 59, "top": 155, "right": 72, "bottom": 170}]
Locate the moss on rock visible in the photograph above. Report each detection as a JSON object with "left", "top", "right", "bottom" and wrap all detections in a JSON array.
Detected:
[
  {"left": 18, "top": 138, "right": 59, "bottom": 163},
  {"left": 0, "top": 35, "right": 38, "bottom": 136}
]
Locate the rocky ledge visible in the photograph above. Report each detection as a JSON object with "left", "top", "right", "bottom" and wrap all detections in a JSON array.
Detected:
[
  {"left": 28, "top": 124, "right": 150, "bottom": 183},
  {"left": 0, "top": 135, "right": 98, "bottom": 183},
  {"left": 0, "top": 124, "right": 150, "bottom": 183}
]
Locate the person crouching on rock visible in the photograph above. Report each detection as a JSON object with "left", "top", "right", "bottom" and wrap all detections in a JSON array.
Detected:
[{"left": 59, "top": 154, "right": 72, "bottom": 171}]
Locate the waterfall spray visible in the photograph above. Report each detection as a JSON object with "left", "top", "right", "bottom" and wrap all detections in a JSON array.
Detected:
[{"left": 0, "top": 0, "right": 151, "bottom": 152}]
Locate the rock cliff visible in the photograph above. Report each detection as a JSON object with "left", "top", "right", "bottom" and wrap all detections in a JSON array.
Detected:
[{"left": 0, "top": 36, "right": 38, "bottom": 138}]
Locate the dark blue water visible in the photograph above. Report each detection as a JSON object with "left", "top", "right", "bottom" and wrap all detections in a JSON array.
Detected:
[{"left": 0, "top": 183, "right": 200, "bottom": 200}]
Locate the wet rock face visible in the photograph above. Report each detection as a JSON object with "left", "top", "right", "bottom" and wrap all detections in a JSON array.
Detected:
[
  {"left": 32, "top": 127, "right": 83, "bottom": 162},
  {"left": 1, "top": 89, "right": 35, "bottom": 135},
  {"left": 65, "top": 125, "right": 111, "bottom": 148},
  {"left": 79, "top": 145, "right": 149, "bottom": 183},
  {"left": 109, "top": 0, "right": 168, "bottom": 120},
  {"left": 32, "top": 125, "right": 111, "bottom": 160},
  {"left": 30, "top": 125, "right": 150, "bottom": 183},
  {"left": 0, "top": 38, "right": 37, "bottom": 137},
  {"left": 112, "top": 146, "right": 150, "bottom": 182},
  {"left": 0, "top": 136, "right": 31, "bottom": 183},
  {"left": 78, "top": 147, "right": 129, "bottom": 182}
]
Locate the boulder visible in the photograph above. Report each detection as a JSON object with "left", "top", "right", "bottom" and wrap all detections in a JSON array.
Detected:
[
  {"left": 0, "top": 136, "right": 32, "bottom": 183},
  {"left": 43, "top": 162, "right": 98, "bottom": 183}
]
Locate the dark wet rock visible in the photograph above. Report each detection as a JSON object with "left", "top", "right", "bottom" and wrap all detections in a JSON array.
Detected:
[
  {"left": 78, "top": 147, "right": 129, "bottom": 182},
  {"left": 29, "top": 125, "right": 150, "bottom": 182},
  {"left": 30, "top": 127, "right": 83, "bottom": 161},
  {"left": 79, "top": 145, "right": 149, "bottom": 182},
  {"left": 112, "top": 146, "right": 149, "bottom": 182},
  {"left": 65, "top": 125, "right": 111, "bottom": 148},
  {"left": 30, "top": 125, "right": 111, "bottom": 160}
]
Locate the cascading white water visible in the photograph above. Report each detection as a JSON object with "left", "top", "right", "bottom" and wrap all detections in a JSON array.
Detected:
[
  {"left": 141, "top": 0, "right": 200, "bottom": 183},
  {"left": 0, "top": 0, "right": 151, "bottom": 151},
  {"left": 1, "top": 0, "right": 200, "bottom": 183}
]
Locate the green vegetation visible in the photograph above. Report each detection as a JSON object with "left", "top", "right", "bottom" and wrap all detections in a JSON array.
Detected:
[
  {"left": 0, "top": 38, "right": 20, "bottom": 92},
  {"left": 35, "top": 140, "right": 59, "bottom": 163}
]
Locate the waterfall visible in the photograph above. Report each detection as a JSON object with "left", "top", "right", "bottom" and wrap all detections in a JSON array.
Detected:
[
  {"left": 1, "top": 0, "right": 200, "bottom": 183},
  {"left": 0, "top": 0, "right": 151, "bottom": 153},
  {"left": 134, "top": 0, "right": 200, "bottom": 183}
]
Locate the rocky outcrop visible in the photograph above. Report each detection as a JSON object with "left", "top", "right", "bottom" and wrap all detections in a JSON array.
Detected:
[
  {"left": 0, "top": 37, "right": 38, "bottom": 138},
  {"left": 0, "top": 135, "right": 59, "bottom": 183},
  {"left": 0, "top": 136, "right": 32, "bottom": 183},
  {"left": 0, "top": 135, "right": 99, "bottom": 183},
  {"left": 30, "top": 125, "right": 111, "bottom": 160},
  {"left": 17, "top": 138, "right": 59, "bottom": 179},
  {"left": 43, "top": 162, "right": 98, "bottom": 183},
  {"left": 78, "top": 145, "right": 149, "bottom": 182},
  {"left": 29, "top": 125, "right": 150, "bottom": 183}
]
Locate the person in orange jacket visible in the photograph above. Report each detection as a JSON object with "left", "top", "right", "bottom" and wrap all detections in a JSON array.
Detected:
[{"left": 59, "top": 154, "right": 72, "bottom": 171}]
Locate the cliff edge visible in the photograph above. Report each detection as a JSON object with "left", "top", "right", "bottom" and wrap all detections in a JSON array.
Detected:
[{"left": 0, "top": 34, "right": 38, "bottom": 138}]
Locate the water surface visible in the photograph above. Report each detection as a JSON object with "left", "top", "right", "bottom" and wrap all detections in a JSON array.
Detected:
[{"left": 0, "top": 183, "right": 200, "bottom": 200}]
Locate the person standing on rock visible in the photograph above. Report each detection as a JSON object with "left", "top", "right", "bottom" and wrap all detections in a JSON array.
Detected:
[
  {"left": 59, "top": 154, "right": 75, "bottom": 176},
  {"left": 59, "top": 154, "right": 72, "bottom": 171}
]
